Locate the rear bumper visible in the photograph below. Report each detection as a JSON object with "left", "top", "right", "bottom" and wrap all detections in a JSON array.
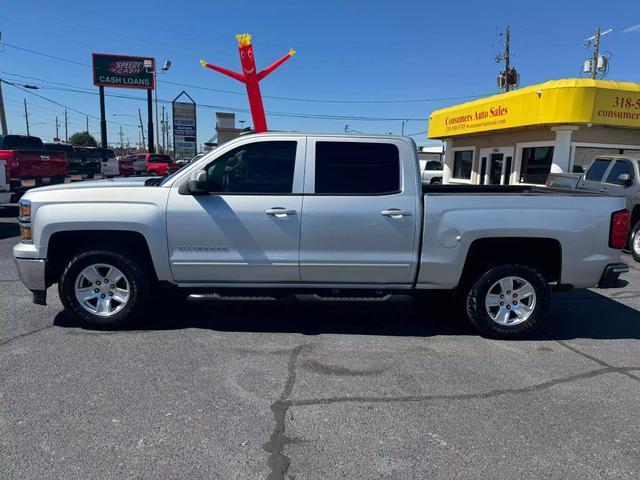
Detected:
[{"left": 598, "top": 262, "right": 629, "bottom": 288}]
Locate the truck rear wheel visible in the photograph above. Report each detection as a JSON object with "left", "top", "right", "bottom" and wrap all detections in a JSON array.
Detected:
[
  {"left": 58, "top": 249, "right": 151, "bottom": 329},
  {"left": 629, "top": 222, "right": 640, "bottom": 262},
  {"left": 463, "top": 264, "right": 550, "bottom": 339}
]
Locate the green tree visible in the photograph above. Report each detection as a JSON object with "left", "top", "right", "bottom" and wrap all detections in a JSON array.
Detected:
[{"left": 68, "top": 131, "right": 98, "bottom": 147}]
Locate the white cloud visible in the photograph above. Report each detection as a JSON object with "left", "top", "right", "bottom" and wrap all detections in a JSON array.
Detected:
[{"left": 623, "top": 24, "right": 640, "bottom": 33}]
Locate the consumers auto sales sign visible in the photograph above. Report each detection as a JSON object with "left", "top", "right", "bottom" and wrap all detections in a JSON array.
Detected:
[{"left": 92, "top": 54, "right": 155, "bottom": 89}]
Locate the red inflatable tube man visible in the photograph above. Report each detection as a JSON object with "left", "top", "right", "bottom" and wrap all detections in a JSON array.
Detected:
[{"left": 200, "top": 33, "right": 295, "bottom": 133}]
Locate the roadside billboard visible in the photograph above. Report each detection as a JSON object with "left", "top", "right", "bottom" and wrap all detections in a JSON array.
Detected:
[
  {"left": 92, "top": 54, "right": 155, "bottom": 90},
  {"left": 172, "top": 91, "right": 197, "bottom": 159}
]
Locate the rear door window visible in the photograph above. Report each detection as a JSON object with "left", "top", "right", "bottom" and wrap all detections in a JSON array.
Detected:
[
  {"left": 585, "top": 159, "right": 611, "bottom": 182},
  {"left": 604, "top": 160, "right": 633, "bottom": 185},
  {"left": 314, "top": 141, "right": 400, "bottom": 194}
]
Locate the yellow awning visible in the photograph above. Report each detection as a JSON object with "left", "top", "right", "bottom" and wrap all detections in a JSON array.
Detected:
[{"left": 428, "top": 78, "right": 640, "bottom": 139}]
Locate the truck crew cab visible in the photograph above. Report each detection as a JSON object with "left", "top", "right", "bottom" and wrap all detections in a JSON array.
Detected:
[{"left": 14, "top": 133, "right": 629, "bottom": 338}]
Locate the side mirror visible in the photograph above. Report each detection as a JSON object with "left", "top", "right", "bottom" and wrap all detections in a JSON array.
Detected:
[
  {"left": 618, "top": 173, "right": 633, "bottom": 186},
  {"left": 179, "top": 170, "right": 209, "bottom": 195}
]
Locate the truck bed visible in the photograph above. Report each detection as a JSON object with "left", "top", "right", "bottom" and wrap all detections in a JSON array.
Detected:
[{"left": 422, "top": 184, "right": 602, "bottom": 196}]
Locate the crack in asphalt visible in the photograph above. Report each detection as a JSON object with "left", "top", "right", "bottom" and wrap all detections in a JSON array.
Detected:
[
  {"left": 261, "top": 339, "right": 639, "bottom": 480},
  {"left": 552, "top": 338, "right": 640, "bottom": 382},
  {"left": 263, "top": 342, "right": 309, "bottom": 480},
  {"left": 0, "top": 324, "right": 53, "bottom": 347},
  {"left": 287, "top": 365, "right": 640, "bottom": 408}
]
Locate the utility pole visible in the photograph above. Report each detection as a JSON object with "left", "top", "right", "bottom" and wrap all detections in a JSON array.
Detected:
[
  {"left": 161, "top": 105, "right": 165, "bottom": 153},
  {"left": 119, "top": 126, "right": 123, "bottom": 156},
  {"left": 64, "top": 109, "right": 68, "bottom": 142},
  {"left": 23, "top": 98, "right": 30, "bottom": 136},
  {"left": 585, "top": 27, "right": 612, "bottom": 79},
  {"left": 137, "top": 108, "right": 146, "bottom": 150},
  {"left": 0, "top": 33, "right": 7, "bottom": 135},
  {"left": 504, "top": 25, "right": 511, "bottom": 91},
  {"left": 496, "top": 25, "right": 517, "bottom": 91},
  {"left": 55, "top": 116, "right": 60, "bottom": 140},
  {"left": 86, "top": 115, "right": 89, "bottom": 133},
  {"left": 591, "top": 28, "right": 600, "bottom": 79}
]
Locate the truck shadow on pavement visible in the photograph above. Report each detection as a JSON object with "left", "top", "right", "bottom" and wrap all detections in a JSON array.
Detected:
[{"left": 53, "top": 289, "right": 640, "bottom": 341}]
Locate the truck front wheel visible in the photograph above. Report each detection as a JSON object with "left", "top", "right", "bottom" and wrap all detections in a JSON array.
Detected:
[
  {"left": 59, "top": 249, "right": 151, "bottom": 329},
  {"left": 463, "top": 264, "right": 550, "bottom": 339}
]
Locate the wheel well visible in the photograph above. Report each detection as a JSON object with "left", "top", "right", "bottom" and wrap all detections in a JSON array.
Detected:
[
  {"left": 460, "top": 237, "right": 562, "bottom": 285},
  {"left": 47, "top": 230, "right": 156, "bottom": 285}
]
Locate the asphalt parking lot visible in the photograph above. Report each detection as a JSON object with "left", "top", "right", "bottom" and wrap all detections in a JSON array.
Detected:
[{"left": 0, "top": 211, "right": 639, "bottom": 480}]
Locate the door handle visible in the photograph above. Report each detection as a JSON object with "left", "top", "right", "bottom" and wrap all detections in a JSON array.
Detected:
[
  {"left": 265, "top": 207, "right": 296, "bottom": 218},
  {"left": 381, "top": 208, "right": 412, "bottom": 219}
]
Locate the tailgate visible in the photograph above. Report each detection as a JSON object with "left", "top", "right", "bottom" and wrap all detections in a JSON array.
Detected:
[{"left": 14, "top": 151, "right": 66, "bottom": 178}]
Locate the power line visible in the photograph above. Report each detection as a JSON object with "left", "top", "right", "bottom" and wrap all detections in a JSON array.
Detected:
[
  {"left": 3, "top": 42, "right": 91, "bottom": 67},
  {"left": 2, "top": 75, "right": 430, "bottom": 121},
  {"left": 1, "top": 79, "right": 138, "bottom": 127},
  {"left": 1, "top": 43, "right": 492, "bottom": 105}
]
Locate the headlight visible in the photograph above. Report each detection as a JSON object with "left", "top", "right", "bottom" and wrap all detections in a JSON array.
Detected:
[{"left": 18, "top": 199, "right": 32, "bottom": 243}]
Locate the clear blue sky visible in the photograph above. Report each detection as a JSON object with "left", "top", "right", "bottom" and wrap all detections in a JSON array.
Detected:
[{"left": 1, "top": 0, "right": 640, "bottom": 148}]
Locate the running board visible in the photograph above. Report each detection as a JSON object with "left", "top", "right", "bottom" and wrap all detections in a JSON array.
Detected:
[{"left": 187, "top": 292, "right": 408, "bottom": 304}]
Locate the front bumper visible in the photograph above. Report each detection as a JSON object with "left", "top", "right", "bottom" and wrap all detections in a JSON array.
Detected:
[
  {"left": 598, "top": 262, "right": 629, "bottom": 288},
  {"left": 14, "top": 257, "right": 47, "bottom": 304}
]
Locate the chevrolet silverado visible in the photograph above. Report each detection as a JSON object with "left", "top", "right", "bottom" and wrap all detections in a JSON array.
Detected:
[{"left": 14, "top": 133, "right": 629, "bottom": 338}]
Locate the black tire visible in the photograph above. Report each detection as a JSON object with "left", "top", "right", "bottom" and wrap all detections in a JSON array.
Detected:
[
  {"left": 431, "top": 178, "right": 442, "bottom": 185},
  {"left": 148, "top": 171, "right": 157, "bottom": 177},
  {"left": 58, "top": 249, "right": 151, "bottom": 329},
  {"left": 629, "top": 222, "right": 640, "bottom": 262},
  {"left": 463, "top": 264, "right": 550, "bottom": 339},
  {"left": 52, "top": 176, "right": 66, "bottom": 185}
]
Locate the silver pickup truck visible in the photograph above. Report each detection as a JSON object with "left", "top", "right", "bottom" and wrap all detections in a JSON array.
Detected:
[{"left": 14, "top": 133, "right": 630, "bottom": 338}]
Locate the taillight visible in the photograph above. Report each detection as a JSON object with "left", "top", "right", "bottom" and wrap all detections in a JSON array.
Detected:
[{"left": 609, "top": 209, "right": 630, "bottom": 249}]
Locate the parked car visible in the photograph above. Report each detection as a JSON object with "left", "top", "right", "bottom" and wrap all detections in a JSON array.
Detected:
[
  {"left": 117, "top": 157, "right": 135, "bottom": 177},
  {"left": 418, "top": 149, "right": 444, "bottom": 184},
  {"left": 0, "top": 159, "right": 10, "bottom": 204},
  {"left": 68, "top": 146, "right": 101, "bottom": 179},
  {"left": 548, "top": 155, "right": 640, "bottom": 261},
  {"left": 14, "top": 133, "right": 629, "bottom": 339},
  {"left": 98, "top": 148, "right": 119, "bottom": 177},
  {"left": 144, "top": 153, "right": 181, "bottom": 176},
  {"left": 0, "top": 135, "right": 66, "bottom": 196},
  {"left": 124, "top": 154, "right": 147, "bottom": 175}
]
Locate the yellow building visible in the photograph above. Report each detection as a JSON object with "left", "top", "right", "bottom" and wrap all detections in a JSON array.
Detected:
[{"left": 428, "top": 78, "right": 640, "bottom": 185}]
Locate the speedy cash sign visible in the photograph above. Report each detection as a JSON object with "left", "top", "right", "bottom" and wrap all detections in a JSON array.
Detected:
[{"left": 92, "top": 53, "right": 155, "bottom": 89}]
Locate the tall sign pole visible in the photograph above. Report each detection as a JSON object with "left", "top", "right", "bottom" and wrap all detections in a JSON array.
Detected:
[
  {"left": 23, "top": 99, "right": 29, "bottom": 136},
  {"left": 99, "top": 86, "right": 107, "bottom": 148},
  {"left": 147, "top": 89, "right": 155, "bottom": 153}
]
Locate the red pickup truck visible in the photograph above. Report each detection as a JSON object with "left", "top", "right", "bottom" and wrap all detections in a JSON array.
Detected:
[
  {"left": 0, "top": 135, "right": 67, "bottom": 193},
  {"left": 142, "top": 153, "right": 181, "bottom": 176}
]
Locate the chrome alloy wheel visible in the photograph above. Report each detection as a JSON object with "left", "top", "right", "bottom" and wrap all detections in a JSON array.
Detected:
[
  {"left": 633, "top": 230, "right": 640, "bottom": 257},
  {"left": 74, "top": 263, "right": 130, "bottom": 317},
  {"left": 485, "top": 276, "right": 536, "bottom": 326}
]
